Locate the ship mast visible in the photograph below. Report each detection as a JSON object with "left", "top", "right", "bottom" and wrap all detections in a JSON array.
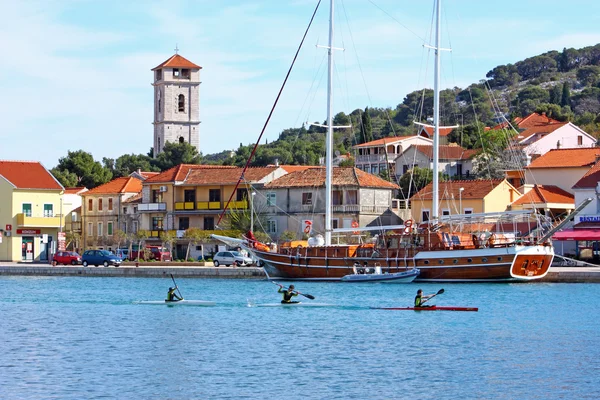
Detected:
[
  {"left": 324, "top": 0, "right": 335, "bottom": 246},
  {"left": 432, "top": 0, "right": 441, "bottom": 221}
]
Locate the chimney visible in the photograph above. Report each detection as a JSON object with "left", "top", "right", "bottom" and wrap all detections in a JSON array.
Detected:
[
  {"left": 275, "top": 158, "right": 279, "bottom": 166},
  {"left": 137, "top": 168, "right": 142, "bottom": 175}
]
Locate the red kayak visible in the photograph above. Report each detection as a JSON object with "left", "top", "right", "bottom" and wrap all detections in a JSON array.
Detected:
[{"left": 371, "top": 306, "right": 478, "bottom": 312}]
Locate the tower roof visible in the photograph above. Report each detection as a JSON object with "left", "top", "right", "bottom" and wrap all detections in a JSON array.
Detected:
[{"left": 152, "top": 54, "right": 202, "bottom": 71}]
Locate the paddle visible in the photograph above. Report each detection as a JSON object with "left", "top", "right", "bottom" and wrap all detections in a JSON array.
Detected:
[
  {"left": 420, "top": 288, "right": 444, "bottom": 305},
  {"left": 271, "top": 281, "right": 315, "bottom": 300},
  {"left": 170, "top": 274, "right": 184, "bottom": 300}
]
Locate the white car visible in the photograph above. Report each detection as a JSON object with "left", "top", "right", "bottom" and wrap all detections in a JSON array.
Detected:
[{"left": 213, "top": 251, "right": 254, "bottom": 267}]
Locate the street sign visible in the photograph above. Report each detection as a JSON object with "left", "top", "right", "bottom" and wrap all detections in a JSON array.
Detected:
[
  {"left": 58, "top": 232, "right": 66, "bottom": 252},
  {"left": 5, "top": 224, "right": 11, "bottom": 231},
  {"left": 42, "top": 234, "right": 48, "bottom": 244}
]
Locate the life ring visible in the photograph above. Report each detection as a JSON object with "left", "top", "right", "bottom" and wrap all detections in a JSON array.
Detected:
[
  {"left": 351, "top": 221, "right": 359, "bottom": 234},
  {"left": 404, "top": 219, "right": 413, "bottom": 234},
  {"left": 303, "top": 220, "right": 313, "bottom": 234}
]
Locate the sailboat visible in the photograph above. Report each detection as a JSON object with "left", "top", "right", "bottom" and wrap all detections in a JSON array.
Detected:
[{"left": 236, "top": 0, "right": 567, "bottom": 282}]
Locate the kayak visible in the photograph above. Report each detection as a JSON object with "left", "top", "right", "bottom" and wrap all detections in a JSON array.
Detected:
[
  {"left": 249, "top": 302, "right": 335, "bottom": 308},
  {"left": 371, "top": 306, "right": 478, "bottom": 312},
  {"left": 136, "top": 300, "right": 216, "bottom": 306},
  {"left": 341, "top": 268, "right": 419, "bottom": 283}
]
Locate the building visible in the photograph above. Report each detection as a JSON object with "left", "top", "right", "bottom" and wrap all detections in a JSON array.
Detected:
[
  {"left": 523, "top": 148, "right": 600, "bottom": 194},
  {"left": 152, "top": 53, "right": 202, "bottom": 157},
  {"left": 260, "top": 167, "right": 401, "bottom": 240},
  {"left": 62, "top": 187, "right": 88, "bottom": 250},
  {"left": 410, "top": 179, "right": 521, "bottom": 222},
  {"left": 393, "top": 144, "right": 479, "bottom": 180},
  {"left": 353, "top": 136, "right": 432, "bottom": 177},
  {"left": 416, "top": 125, "right": 455, "bottom": 145},
  {"left": 0, "top": 161, "right": 64, "bottom": 261},
  {"left": 510, "top": 184, "right": 574, "bottom": 220},
  {"left": 81, "top": 177, "right": 143, "bottom": 251}
]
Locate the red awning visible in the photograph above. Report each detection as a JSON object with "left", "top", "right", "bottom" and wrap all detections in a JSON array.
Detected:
[{"left": 553, "top": 229, "right": 600, "bottom": 241}]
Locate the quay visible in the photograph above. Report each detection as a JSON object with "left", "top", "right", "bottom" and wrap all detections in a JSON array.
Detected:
[{"left": 0, "top": 263, "right": 599, "bottom": 282}]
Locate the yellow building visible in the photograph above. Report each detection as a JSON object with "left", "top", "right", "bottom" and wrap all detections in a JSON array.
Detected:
[
  {"left": 410, "top": 179, "right": 521, "bottom": 222},
  {"left": 0, "top": 161, "right": 64, "bottom": 262}
]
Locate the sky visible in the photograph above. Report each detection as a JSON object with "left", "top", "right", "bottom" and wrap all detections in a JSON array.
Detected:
[{"left": 1, "top": 0, "right": 599, "bottom": 169}]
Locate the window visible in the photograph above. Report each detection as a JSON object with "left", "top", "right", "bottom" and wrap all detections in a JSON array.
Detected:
[
  {"left": 332, "top": 190, "right": 343, "bottom": 206},
  {"left": 267, "top": 219, "right": 277, "bottom": 234},
  {"left": 178, "top": 94, "right": 185, "bottom": 112},
  {"left": 133, "top": 221, "right": 138, "bottom": 232},
  {"left": 332, "top": 219, "right": 339, "bottom": 229},
  {"left": 43, "top": 204, "right": 53, "bottom": 217},
  {"left": 182, "top": 69, "right": 190, "bottom": 78},
  {"left": 209, "top": 189, "right": 221, "bottom": 202},
  {"left": 578, "top": 135, "right": 583, "bottom": 145},
  {"left": 71, "top": 212, "right": 77, "bottom": 222},
  {"left": 403, "top": 165, "right": 409, "bottom": 174},
  {"left": 98, "top": 222, "right": 103, "bottom": 236},
  {"left": 22, "top": 203, "right": 32, "bottom": 216},
  {"left": 152, "top": 190, "right": 162, "bottom": 203},
  {"left": 108, "top": 199, "right": 113, "bottom": 211},
  {"left": 464, "top": 208, "right": 473, "bottom": 215},
  {"left": 179, "top": 137, "right": 184, "bottom": 144},
  {"left": 173, "top": 68, "right": 180, "bottom": 77},
  {"left": 302, "top": 192, "right": 313, "bottom": 205},
  {"left": 179, "top": 217, "right": 190, "bottom": 230},
  {"left": 123, "top": 207, "right": 127, "bottom": 214},
  {"left": 107, "top": 222, "right": 113, "bottom": 236},
  {"left": 267, "top": 192, "right": 276, "bottom": 206},
  {"left": 88, "top": 222, "right": 93, "bottom": 236},
  {"left": 346, "top": 190, "right": 358, "bottom": 205},
  {"left": 158, "top": 137, "right": 161, "bottom": 153},
  {"left": 204, "top": 217, "right": 215, "bottom": 230},
  {"left": 184, "top": 189, "right": 195, "bottom": 202},
  {"left": 236, "top": 188, "right": 248, "bottom": 201},
  {"left": 442, "top": 209, "right": 450, "bottom": 216},
  {"left": 152, "top": 217, "right": 163, "bottom": 231},
  {"left": 121, "top": 222, "right": 127, "bottom": 233},
  {"left": 422, "top": 209, "right": 430, "bottom": 222},
  {"left": 98, "top": 199, "right": 103, "bottom": 211},
  {"left": 155, "top": 70, "right": 162, "bottom": 81}
]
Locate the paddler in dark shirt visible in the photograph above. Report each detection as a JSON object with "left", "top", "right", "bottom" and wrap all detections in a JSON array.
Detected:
[
  {"left": 414, "top": 289, "right": 434, "bottom": 307},
  {"left": 166, "top": 287, "right": 183, "bottom": 302},
  {"left": 278, "top": 284, "right": 299, "bottom": 304}
]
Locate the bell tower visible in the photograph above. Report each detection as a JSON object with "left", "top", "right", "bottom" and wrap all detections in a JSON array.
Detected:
[{"left": 152, "top": 51, "right": 202, "bottom": 157}]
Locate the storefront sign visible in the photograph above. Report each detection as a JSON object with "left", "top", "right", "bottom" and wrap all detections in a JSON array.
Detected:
[
  {"left": 579, "top": 216, "right": 600, "bottom": 223},
  {"left": 58, "top": 232, "right": 66, "bottom": 252},
  {"left": 5, "top": 224, "right": 11, "bottom": 231},
  {"left": 17, "top": 229, "right": 41, "bottom": 235}
]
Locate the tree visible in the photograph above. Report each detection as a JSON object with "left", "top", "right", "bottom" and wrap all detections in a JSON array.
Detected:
[
  {"left": 154, "top": 142, "right": 202, "bottom": 171},
  {"left": 398, "top": 167, "right": 437, "bottom": 199},
  {"left": 360, "top": 107, "right": 373, "bottom": 143},
  {"left": 184, "top": 227, "right": 209, "bottom": 261},
  {"left": 561, "top": 82, "right": 571, "bottom": 107},
  {"left": 53, "top": 150, "right": 112, "bottom": 189},
  {"left": 66, "top": 232, "right": 81, "bottom": 251},
  {"left": 113, "top": 154, "right": 159, "bottom": 178},
  {"left": 51, "top": 169, "right": 78, "bottom": 188},
  {"left": 279, "top": 230, "right": 297, "bottom": 242},
  {"left": 549, "top": 85, "right": 562, "bottom": 105},
  {"left": 577, "top": 66, "right": 600, "bottom": 86},
  {"left": 161, "top": 230, "right": 178, "bottom": 259},
  {"left": 134, "top": 230, "right": 150, "bottom": 262},
  {"left": 113, "top": 229, "right": 129, "bottom": 254}
]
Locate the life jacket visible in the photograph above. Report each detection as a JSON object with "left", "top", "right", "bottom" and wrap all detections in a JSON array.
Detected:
[
  {"left": 282, "top": 290, "right": 297, "bottom": 303},
  {"left": 414, "top": 294, "right": 422, "bottom": 307}
]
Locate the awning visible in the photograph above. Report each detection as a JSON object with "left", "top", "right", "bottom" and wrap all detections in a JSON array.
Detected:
[{"left": 553, "top": 229, "right": 600, "bottom": 241}]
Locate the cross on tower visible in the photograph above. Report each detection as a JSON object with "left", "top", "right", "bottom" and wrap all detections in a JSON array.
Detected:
[{"left": 174, "top": 44, "right": 179, "bottom": 54}]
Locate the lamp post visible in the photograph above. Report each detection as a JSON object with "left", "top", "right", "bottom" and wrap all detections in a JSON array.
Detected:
[
  {"left": 250, "top": 191, "right": 256, "bottom": 233},
  {"left": 459, "top": 187, "right": 464, "bottom": 215}
]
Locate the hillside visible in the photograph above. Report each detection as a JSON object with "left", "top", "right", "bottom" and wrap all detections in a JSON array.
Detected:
[{"left": 217, "top": 44, "right": 600, "bottom": 167}]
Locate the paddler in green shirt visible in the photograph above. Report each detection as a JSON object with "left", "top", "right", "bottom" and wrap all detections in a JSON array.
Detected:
[
  {"left": 414, "top": 289, "right": 434, "bottom": 307},
  {"left": 278, "top": 284, "right": 299, "bottom": 304},
  {"left": 166, "top": 287, "right": 183, "bottom": 302}
]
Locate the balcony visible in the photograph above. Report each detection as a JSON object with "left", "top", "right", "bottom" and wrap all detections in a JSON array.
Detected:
[
  {"left": 138, "top": 203, "right": 167, "bottom": 212},
  {"left": 175, "top": 202, "right": 195, "bottom": 210},
  {"left": 356, "top": 154, "right": 394, "bottom": 164},
  {"left": 174, "top": 200, "right": 249, "bottom": 211},
  {"left": 17, "top": 213, "right": 62, "bottom": 228}
]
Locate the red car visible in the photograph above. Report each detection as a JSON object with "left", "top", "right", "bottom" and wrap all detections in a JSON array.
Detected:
[
  {"left": 53, "top": 251, "right": 82, "bottom": 265},
  {"left": 129, "top": 246, "right": 172, "bottom": 262}
]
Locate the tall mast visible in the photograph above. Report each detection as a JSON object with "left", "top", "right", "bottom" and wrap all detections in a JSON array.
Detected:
[
  {"left": 432, "top": 0, "right": 441, "bottom": 221},
  {"left": 324, "top": 0, "right": 335, "bottom": 245}
]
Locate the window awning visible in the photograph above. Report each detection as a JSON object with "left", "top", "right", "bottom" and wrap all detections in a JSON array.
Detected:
[{"left": 553, "top": 229, "right": 600, "bottom": 241}]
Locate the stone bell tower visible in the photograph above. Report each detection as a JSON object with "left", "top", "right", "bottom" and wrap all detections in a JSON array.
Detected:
[{"left": 151, "top": 51, "right": 202, "bottom": 157}]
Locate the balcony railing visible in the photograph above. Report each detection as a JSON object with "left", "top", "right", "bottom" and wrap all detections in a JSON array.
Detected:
[
  {"left": 17, "top": 213, "right": 63, "bottom": 228},
  {"left": 174, "top": 200, "right": 249, "bottom": 211},
  {"left": 291, "top": 205, "right": 391, "bottom": 214},
  {"left": 139, "top": 203, "right": 166, "bottom": 212},
  {"left": 355, "top": 154, "right": 395, "bottom": 164}
]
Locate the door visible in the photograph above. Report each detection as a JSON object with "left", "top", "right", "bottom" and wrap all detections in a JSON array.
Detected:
[{"left": 22, "top": 237, "right": 34, "bottom": 261}]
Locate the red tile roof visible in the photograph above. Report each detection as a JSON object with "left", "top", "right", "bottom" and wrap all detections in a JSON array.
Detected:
[
  {"left": 84, "top": 177, "right": 143, "bottom": 195},
  {"left": 492, "top": 113, "right": 563, "bottom": 130},
  {"left": 353, "top": 135, "right": 423, "bottom": 148},
  {"left": 411, "top": 145, "right": 480, "bottom": 160},
  {"left": 145, "top": 164, "right": 236, "bottom": 183},
  {"left": 527, "top": 148, "right": 600, "bottom": 169},
  {"left": 139, "top": 171, "right": 160, "bottom": 179},
  {"left": 265, "top": 167, "right": 399, "bottom": 189},
  {"left": 274, "top": 165, "right": 315, "bottom": 173},
  {"left": 63, "top": 187, "right": 88, "bottom": 195},
  {"left": 0, "top": 160, "right": 63, "bottom": 190},
  {"left": 410, "top": 179, "right": 505, "bottom": 200},
  {"left": 123, "top": 193, "right": 143, "bottom": 203},
  {"left": 512, "top": 185, "right": 574, "bottom": 206},
  {"left": 573, "top": 161, "right": 600, "bottom": 189},
  {"left": 419, "top": 126, "right": 455, "bottom": 137},
  {"left": 515, "top": 122, "right": 568, "bottom": 142},
  {"left": 152, "top": 54, "right": 202, "bottom": 70},
  {"left": 184, "top": 167, "right": 280, "bottom": 185}
]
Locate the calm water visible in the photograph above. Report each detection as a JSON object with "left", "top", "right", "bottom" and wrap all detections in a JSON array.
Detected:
[{"left": 0, "top": 276, "right": 598, "bottom": 399}]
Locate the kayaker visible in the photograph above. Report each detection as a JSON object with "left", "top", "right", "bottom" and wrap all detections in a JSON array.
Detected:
[
  {"left": 414, "top": 289, "right": 434, "bottom": 307},
  {"left": 167, "top": 287, "right": 183, "bottom": 302},
  {"left": 278, "top": 284, "right": 299, "bottom": 304}
]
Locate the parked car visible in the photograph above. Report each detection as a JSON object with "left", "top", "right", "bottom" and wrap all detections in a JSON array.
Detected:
[
  {"left": 212, "top": 251, "right": 254, "bottom": 267},
  {"left": 53, "top": 251, "right": 82, "bottom": 265},
  {"left": 82, "top": 250, "right": 122, "bottom": 267},
  {"left": 129, "top": 246, "right": 171, "bottom": 262},
  {"left": 115, "top": 248, "right": 130, "bottom": 259}
]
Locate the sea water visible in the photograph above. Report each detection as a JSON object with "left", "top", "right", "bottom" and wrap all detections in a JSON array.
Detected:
[{"left": 0, "top": 276, "right": 598, "bottom": 399}]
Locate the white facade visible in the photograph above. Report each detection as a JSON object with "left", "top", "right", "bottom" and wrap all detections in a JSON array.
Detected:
[
  {"left": 525, "top": 167, "right": 590, "bottom": 195},
  {"left": 520, "top": 123, "right": 596, "bottom": 156},
  {"left": 354, "top": 136, "right": 433, "bottom": 175},
  {"left": 153, "top": 62, "right": 201, "bottom": 157},
  {"left": 393, "top": 146, "right": 474, "bottom": 180}
]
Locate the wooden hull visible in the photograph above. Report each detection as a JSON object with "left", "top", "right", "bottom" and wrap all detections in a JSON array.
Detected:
[{"left": 247, "top": 244, "right": 553, "bottom": 282}]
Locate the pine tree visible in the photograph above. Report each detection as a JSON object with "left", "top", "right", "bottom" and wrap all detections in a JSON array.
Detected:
[
  {"left": 561, "top": 82, "right": 571, "bottom": 107},
  {"left": 361, "top": 107, "right": 373, "bottom": 143}
]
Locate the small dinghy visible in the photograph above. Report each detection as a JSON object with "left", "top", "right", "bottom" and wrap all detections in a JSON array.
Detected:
[
  {"left": 136, "top": 300, "right": 216, "bottom": 306},
  {"left": 341, "top": 267, "right": 419, "bottom": 283}
]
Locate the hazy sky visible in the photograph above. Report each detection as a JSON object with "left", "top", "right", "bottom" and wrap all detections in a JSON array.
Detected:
[{"left": 1, "top": 0, "right": 599, "bottom": 168}]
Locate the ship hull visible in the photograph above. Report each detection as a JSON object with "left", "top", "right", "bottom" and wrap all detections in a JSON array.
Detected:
[{"left": 247, "top": 244, "right": 553, "bottom": 282}]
